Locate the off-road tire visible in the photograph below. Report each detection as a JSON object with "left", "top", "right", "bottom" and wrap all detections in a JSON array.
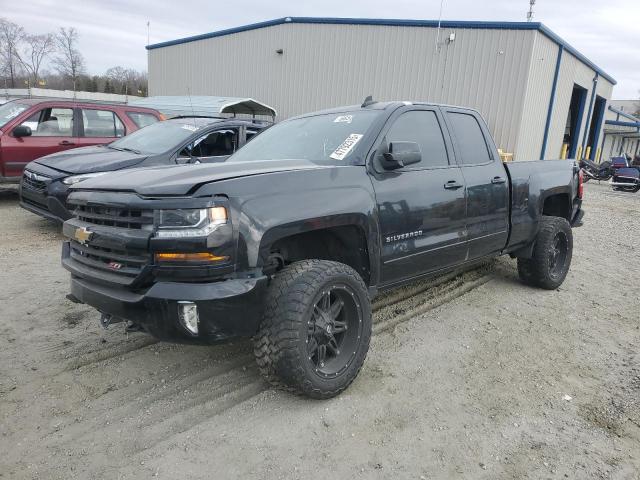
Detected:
[
  {"left": 517, "top": 216, "right": 573, "bottom": 290},
  {"left": 253, "top": 260, "right": 372, "bottom": 399}
]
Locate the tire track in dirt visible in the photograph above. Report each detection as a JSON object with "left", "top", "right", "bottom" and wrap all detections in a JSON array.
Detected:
[{"left": 12, "top": 262, "right": 497, "bottom": 472}]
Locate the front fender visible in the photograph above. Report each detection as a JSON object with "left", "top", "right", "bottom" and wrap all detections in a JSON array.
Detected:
[{"left": 195, "top": 166, "right": 380, "bottom": 282}]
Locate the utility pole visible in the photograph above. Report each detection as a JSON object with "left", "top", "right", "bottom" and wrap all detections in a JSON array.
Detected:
[{"left": 527, "top": 0, "right": 536, "bottom": 22}]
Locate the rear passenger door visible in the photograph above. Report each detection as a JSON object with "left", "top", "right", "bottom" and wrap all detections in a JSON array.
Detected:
[
  {"left": 77, "top": 108, "right": 126, "bottom": 148},
  {"left": 369, "top": 107, "right": 467, "bottom": 285},
  {"left": 443, "top": 108, "right": 509, "bottom": 259}
]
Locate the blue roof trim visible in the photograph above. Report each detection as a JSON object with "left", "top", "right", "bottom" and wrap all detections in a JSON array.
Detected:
[
  {"left": 606, "top": 120, "right": 640, "bottom": 128},
  {"left": 609, "top": 105, "right": 639, "bottom": 122},
  {"left": 146, "top": 16, "right": 616, "bottom": 84}
]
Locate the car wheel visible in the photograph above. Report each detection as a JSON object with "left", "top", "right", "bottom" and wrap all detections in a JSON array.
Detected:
[
  {"left": 253, "top": 260, "right": 372, "bottom": 399},
  {"left": 517, "top": 216, "right": 573, "bottom": 290}
]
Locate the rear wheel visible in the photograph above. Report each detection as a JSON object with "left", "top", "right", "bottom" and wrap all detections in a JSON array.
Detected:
[
  {"left": 517, "top": 216, "right": 573, "bottom": 290},
  {"left": 253, "top": 260, "right": 372, "bottom": 399}
]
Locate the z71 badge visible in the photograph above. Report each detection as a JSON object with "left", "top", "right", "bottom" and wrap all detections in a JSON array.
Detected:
[{"left": 385, "top": 230, "right": 423, "bottom": 244}]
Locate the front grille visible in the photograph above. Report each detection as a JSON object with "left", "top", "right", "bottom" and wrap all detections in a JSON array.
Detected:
[
  {"left": 22, "top": 171, "right": 48, "bottom": 192},
  {"left": 69, "top": 241, "right": 150, "bottom": 279},
  {"left": 74, "top": 204, "right": 154, "bottom": 230}
]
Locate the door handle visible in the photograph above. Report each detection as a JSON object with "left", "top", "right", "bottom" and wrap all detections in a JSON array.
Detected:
[
  {"left": 491, "top": 176, "right": 506, "bottom": 184},
  {"left": 444, "top": 180, "right": 463, "bottom": 190},
  {"left": 59, "top": 140, "right": 75, "bottom": 146}
]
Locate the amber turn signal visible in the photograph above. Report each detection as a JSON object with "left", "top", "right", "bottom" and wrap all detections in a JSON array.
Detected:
[{"left": 155, "top": 252, "right": 228, "bottom": 263}]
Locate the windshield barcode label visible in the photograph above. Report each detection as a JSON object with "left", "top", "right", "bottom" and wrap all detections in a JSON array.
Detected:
[{"left": 330, "top": 134, "right": 363, "bottom": 161}]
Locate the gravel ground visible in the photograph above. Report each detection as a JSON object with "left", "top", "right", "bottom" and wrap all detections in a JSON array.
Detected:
[{"left": 0, "top": 182, "right": 639, "bottom": 479}]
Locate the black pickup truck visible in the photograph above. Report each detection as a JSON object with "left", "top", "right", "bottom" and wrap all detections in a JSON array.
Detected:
[{"left": 61, "top": 100, "right": 584, "bottom": 398}]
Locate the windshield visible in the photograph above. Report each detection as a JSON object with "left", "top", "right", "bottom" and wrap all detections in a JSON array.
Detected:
[
  {"left": 0, "top": 102, "right": 29, "bottom": 128},
  {"left": 229, "top": 111, "right": 380, "bottom": 164},
  {"left": 109, "top": 121, "right": 200, "bottom": 154}
]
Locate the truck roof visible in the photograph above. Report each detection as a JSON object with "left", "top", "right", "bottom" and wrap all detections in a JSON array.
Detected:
[{"left": 294, "top": 100, "right": 479, "bottom": 119}]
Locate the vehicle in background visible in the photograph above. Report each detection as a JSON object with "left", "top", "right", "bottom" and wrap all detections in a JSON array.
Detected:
[
  {"left": 610, "top": 155, "right": 640, "bottom": 192},
  {"left": 19, "top": 116, "right": 270, "bottom": 222},
  {"left": 0, "top": 99, "right": 162, "bottom": 183},
  {"left": 579, "top": 158, "right": 612, "bottom": 182},
  {"left": 61, "top": 99, "right": 583, "bottom": 399}
]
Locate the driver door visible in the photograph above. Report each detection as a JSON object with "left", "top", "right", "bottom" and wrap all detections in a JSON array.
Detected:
[
  {"left": 177, "top": 128, "right": 239, "bottom": 164},
  {"left": 369, "top": 107, "right": 468, "bottom": 286},
  {"left": 3, "top": 106, "right": 78, "bottom": 177}
]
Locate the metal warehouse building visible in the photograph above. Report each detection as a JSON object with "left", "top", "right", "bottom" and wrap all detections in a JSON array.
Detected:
[{"left": 147, "top": 17, "right": 616, "bottom": 161}]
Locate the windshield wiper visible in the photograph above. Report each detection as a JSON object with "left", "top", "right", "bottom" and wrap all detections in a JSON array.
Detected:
[{"left": 119, "top": 147, "right": 142, "bottom": 154}]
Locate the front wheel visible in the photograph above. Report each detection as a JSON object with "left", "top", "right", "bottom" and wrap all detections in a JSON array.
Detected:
[
  {"left": 253, "top": 260, "right": 372, "bottom": 399},
  {"left": 517, "top": 216, "right": 573, "bottom": 290}
]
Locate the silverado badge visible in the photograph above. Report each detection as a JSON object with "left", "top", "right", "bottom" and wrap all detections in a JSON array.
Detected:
[{"left": 74, "top": 227, "right": 93, "bottom": 245}]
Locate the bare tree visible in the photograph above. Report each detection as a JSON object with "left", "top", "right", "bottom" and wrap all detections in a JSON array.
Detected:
[
  {"left": 16, "top": 33, "right": 55, "bottom": 86},
  {"left": 53, "top": 27, "right": 84, "bottom": 90},
  {"left": 0, "top": 18, "right": 24, "bottom": 88}
]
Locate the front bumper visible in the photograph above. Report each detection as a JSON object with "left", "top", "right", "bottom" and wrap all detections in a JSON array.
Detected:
[
  {"left": 68, "top": 265, "right": 269, "bottom": 344},
  {"left": 19, "top": 175, "right": 71, "bottom": 222}
]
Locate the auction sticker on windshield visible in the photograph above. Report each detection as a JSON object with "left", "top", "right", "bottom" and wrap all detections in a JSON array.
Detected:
[
  {"left": 330, "top": 134, "right": 363, "bottom": 161},
  {"left": 333, "top": 115, "right": 353, "bottom": 124}
]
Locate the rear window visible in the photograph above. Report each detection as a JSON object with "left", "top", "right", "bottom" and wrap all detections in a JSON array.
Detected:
[
  {"left": 126, "top": 112, "right": 159, "bottom": 129},
  {"left": 447, "top": 112, "right": 492, "bottom": 165},
  {"left": 82, "top": 109, "right": 125, "bottom": 137},
  {"left": 0, "top": 102, "right": 29, "bottom": 128}
]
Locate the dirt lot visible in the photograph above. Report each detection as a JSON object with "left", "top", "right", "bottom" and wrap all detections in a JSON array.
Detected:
[{"left": 0, "top": 182, "right": 639, "bottom": 479}]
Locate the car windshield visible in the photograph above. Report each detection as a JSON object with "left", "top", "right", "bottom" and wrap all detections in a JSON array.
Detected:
[
  {"left": 0, "top": 102, "right": 29, "bottom": 128},
  {"left": 229, "top": 111, "right": 380, "bottom": 164},
  {"left": 108, "top": 121, "right": 201, "bottom": 154}
]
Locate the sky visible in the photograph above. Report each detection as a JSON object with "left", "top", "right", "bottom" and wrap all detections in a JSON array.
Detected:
[{"left": 4, "top": 0, "right": 639, "bottom": 98}]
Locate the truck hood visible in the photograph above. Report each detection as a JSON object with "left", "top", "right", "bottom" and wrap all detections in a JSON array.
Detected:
[
  {"left": 72, "top": 159, "right": 331, "bottom": 196},
  {"left": 35, "top": 146, "right": 147, "bottom": 175}
]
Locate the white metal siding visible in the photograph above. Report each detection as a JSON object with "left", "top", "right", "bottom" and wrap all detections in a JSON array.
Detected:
[
  {"left": 149, "top": 22, "right": 613, "bottom": 161},
  {"left": 149, "top": 23, "right": 535, "bottom": 156},
  {"left": 515, "top": 32, "right": 559, "bottom": 160}
]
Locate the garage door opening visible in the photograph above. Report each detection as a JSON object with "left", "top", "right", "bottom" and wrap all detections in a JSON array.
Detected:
[
  {"left": 586, "top": 96, "right": 606, "bottom": 160},
  {"left": 563, "top": 84, "right": 587, "bottom": 158}
]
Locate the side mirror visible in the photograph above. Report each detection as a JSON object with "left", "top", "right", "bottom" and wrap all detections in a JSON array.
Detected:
[
  {"left": 13, "top": 125, "right": 32, "bottom": 138},
  {"left": 379, "top": 141, "right": 421, "bottom": 170}
]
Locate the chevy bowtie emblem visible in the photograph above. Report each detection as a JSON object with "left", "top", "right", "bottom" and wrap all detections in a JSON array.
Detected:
[{"left": 74, "top": 227, "right": 93, "bottom": 244}]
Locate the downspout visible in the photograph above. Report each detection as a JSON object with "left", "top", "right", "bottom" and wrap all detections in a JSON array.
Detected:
[
  {"left": 581, "top": 73, "right": 599, "bottom": 149},
  {"left": 540, "top": 45, "right": 564, "bottom": 160}
]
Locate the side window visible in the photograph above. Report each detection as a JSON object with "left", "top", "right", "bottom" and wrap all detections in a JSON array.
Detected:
[
  {"left": 21, "top": 107, "right": 74, "bottom": 137},
  {"left": 385, "top": 110, "right": 449, "bottom": 168},
  {"left": 126, "top": 112, "right": 159, "bottom": 129},
  {"left": 188, "top": 129, "right": 238, "bottom": 158},
  {"left": 81, "top": 109, "right": 125, "bottom": 138},
  {"left": 447, "top": 112, "right": 492, "bottom": 165}
]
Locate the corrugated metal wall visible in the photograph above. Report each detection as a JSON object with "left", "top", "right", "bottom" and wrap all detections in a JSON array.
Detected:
[
  {"left": 523, "top": 32, "right": 614, "bottom": 160},
  {"left": 149, "top": 23, "right": 536, "bottom": 156},
  {"left": 148, "top": 22, "right": 613, "bottom": 160}
]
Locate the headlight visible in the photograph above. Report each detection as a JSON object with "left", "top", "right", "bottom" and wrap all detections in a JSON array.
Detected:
[
  {"left": 155, "top": 206, "right": 228, "bottom": 238},
  {"left": 62, "top": 172, "right": 109, "bottom": 185}
]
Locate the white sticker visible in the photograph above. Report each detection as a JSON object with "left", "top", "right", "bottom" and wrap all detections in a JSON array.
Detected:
[
  {"left": 181, "top": 124, "right": 198, "bottom": 132},
  {"left": 333, "top": 115, "right": 353, "bottom": 124},
  {"left": 330, "top": 134, "right": 363, "bottom": 161}
]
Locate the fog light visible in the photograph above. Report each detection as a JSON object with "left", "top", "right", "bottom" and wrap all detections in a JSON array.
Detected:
[{"left": 178, "top": 301, "right": 199, "bottom": 335}]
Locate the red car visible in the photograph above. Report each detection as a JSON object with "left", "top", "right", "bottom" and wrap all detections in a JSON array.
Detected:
[{"left": 0, "top": 99, "right": 163, "bottom": 183}]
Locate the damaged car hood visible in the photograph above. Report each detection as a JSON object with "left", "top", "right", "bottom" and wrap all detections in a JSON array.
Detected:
[{"left": 71, "top": 159, "right": 331, "bottom": 196}]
